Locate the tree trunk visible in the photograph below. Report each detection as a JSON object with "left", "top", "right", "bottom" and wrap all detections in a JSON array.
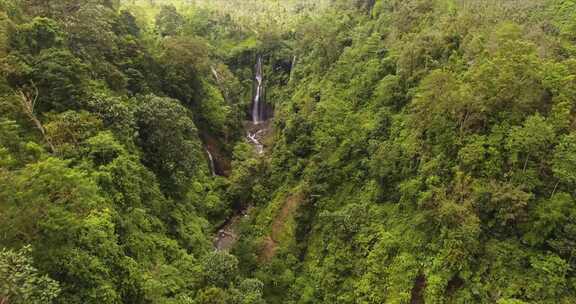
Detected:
[
  {"left": 551, "top": 181, "right": 559, "bottom": 198},
  {"left": 522, "top": 153, "right": 529, "bottom": 173},
  {"left": 19, "top": 90, "right": 56, "bottom": 153}
]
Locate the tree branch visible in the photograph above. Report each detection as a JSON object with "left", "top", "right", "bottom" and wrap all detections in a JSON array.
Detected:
[{"left": 18, "top": 88, "right": 56, "bottom": 154}]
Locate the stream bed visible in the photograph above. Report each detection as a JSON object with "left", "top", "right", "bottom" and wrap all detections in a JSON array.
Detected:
[{"left": 213, "top": 207, "right": 251, "bottom": 251}]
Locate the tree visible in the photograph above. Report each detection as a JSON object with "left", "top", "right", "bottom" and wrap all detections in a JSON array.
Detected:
[
  {"left": 156, "top": 5, "right": 185, "bottom": 37},
  {"left": 506, "top": 114, "right": 555, "bottom": 173},
  {"left": 196, "top": 287, "right": 226, "bottom": 304},
  {"left": 9, "top": 17, "right": 64, "bottom": 55},
  {"left": 552, "top": 133, "right": 576, "bottom": 188},
  {"left": 134, "top": 95, "right": 204, "bottom": 198},
  {"left": 17, "top": 89, "right": 56, "bottom": 153},
  {"left": 201, "top": 252, "right": 239, "bottom": 288},
  {"left": 159, "top": 36, "right": 207, "bottom": 104},
  {"left": 44, "top": 110, "right": 102, "bottom": 157},
  {"left": 28, "top": 49, "right": 89, "bottom": 113},
  {"left": 0, "top": 246, "right": 60, "bottom": 304}
]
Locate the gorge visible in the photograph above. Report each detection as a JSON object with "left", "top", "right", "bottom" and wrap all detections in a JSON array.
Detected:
[
  {"left": 1, "top": 0, "right": 576, "bottom": 303},
  {"left": 214, "top": 55, "right": 273, "bottom": 251}
]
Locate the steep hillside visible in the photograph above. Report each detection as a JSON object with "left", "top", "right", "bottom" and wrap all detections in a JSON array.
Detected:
[{"left": 2, "top": 0, "right": 576, "bottom": 303}]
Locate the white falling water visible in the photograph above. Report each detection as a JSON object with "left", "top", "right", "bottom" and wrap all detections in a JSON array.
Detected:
[
  {"left": 206, "top": 149, "right": 216, "bottom": 176},
  {"left": 246, "top": 56, "right": 267, "bottom": 155},
  {"left": 252, "top": 56, "right": 264, "bottom": 125},
  {"left": 247, "top": 130, "right": 264, "bottom": 155}
]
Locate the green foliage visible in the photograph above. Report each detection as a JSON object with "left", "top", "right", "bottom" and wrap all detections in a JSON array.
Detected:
[
  {"left": 156, "top": 5, "right": 185, "bottom": 37},
  {"left": 202, "top": 252, "right": 239, "bottom": 288},
  {"left": 0, "top": 246, "right": 61, "bottom": 304},
  {"left": 10, "top": 17, "right": 64, "bottom": 55},
  {"left": 134, "top": 94, "right": 204, "bottom": 198},
  {"left": 3, "top": 0, "right": 576, "bottom": 303},
  {"left": 552, "top": 133, "right": 576, "bottom": 186},
  {"left": 235, "top": 0, "right": 576, "bottom": 302},
  {"left": 0, "top": 1, "right": 252, "bottom": 303},
  {"left": 28, "top": 49, "right": 89, "bottom": 112},
  {"left": 45, "top": 110, "right": 103, "bottom": 157}
]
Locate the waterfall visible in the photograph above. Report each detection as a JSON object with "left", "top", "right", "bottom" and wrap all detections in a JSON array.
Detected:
[
  {"left": 247, "top": 130, "right": 264, "bottom": 154},
  {"left": 247, "top": 56, "right": 269, "bottom": 155},
  {"left": 252, "top": 56, "right": 265, "bottom": 124},
  {"left": 205, "top": 149, "right": 216, "bottom": 176}
]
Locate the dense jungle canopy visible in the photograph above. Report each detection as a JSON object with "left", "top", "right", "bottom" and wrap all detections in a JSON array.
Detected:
[{"left": 1, "top": 0, "right": 576, "bottom": 303}]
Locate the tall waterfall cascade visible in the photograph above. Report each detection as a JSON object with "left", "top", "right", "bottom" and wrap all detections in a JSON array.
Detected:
[
  {"left": 247, "top": 55, "right": 271, "bottom": 155},
  {"left": 252, "top": 56, "right": 265, "bottom": 124}
]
